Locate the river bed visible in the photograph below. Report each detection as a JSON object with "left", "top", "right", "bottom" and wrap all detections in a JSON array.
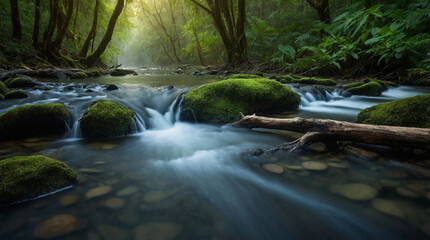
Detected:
[{"left": 1, "top": 69, "right": 429, "bottom": 240}]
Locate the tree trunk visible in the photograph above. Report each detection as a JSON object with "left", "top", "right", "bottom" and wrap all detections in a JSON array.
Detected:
[
  {"left": 192, "top": 24, "right": 205, "bottom": 65},
  {"left": 84, "top": 0, "right": 125, "bottom": 67},
  {"left": 43, "top": 0, "right": 60, "bottom": 54},
  {"left": 233, "top": 114, "right": 430, "bottom": 154},
  {"left": 305, "top": 0, "right": 330, "bottom": 24},
  {"left": 10, "top": 0, "right": 22, "bottom": 40},
  {"left": 52, "top": 0, "right": 74, "bottom": 50},
  {"left": 32, "top": 0, "right": 41, "bottom": 47},
  {"left": 79, "top": 0, "right": 99, "bottom": 58}
]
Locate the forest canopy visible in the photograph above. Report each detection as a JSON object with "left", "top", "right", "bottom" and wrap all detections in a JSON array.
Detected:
[{"left": 0, "top": 0, "right": 429, "bottom": 75}]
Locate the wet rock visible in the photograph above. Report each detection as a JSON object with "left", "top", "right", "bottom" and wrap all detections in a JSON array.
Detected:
[
  {"left": 98, "top": 224, "right": 128, "bottom": 240},
  {"left": 331, "top": 183, "right": 378, "bottom": 201},
  {"left": 70, "top": 72, "right": 88, "bottom": 79},
  {"left": 106, "top": 84, "right": 119, "bottom": 91},
  {"left": 371, "top": 199, "right": 405, "bottom": 219},
  {"left": 110, "top": 68, "right": 138, "bottom": 76},
  {"left": 59, "top": 195, "right": 79, "bottom": 207},
  {"left": 348, "top": 146, "right": 380, "bottom": 160},
  {"left": 85, "top": 186, "right": 112, "bottom": 199},
  {"left": 134, "top": 222, "right": 183, "bottom": 240},
  {"left": 5, "top": 89, "right": 29, "bottom": 99},
  {"left": 0, "top": 103, "right": 72, "bottom": 140},
  {"left": 302, "top": 161, "right": 328, "bottom": 171},
  {"left": 0, "top": 156, "right": 77, "bottom": 205},
  {"left": 101, "top": 144, "right": 116, "bottom": 150},
  {"left": 117, "top": 186, "right": 138, "bottom": 197},
  {"left": 33, "top": 214, "right": 87, "bottom": 239},
  {"left": 407, "top": 182, "right": 429, "bottom": 194},
  {"left": 262, "top": 164, "right": 284, "bottom": 174},
  {"left": 80, "top": 100, "right": 134, "bottom": 138},
  {"left": 4, "top": 76, "right": 41, "bottom": 88},
  {"left": 103, "top": 197, "right": 125, "bottom": 209},
  {"left": 299, "top": 156, "right": 311, "bottom": 161},
  {"left": 119, "top": 210, "right": 140, "bottom": 226}
]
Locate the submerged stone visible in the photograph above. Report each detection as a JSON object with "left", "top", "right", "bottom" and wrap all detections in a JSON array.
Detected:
[
  {"left": 33, "top": 214, "right": 87, "bottom": 239},
  {"left": 0, "top": 155, "right": 77, "bottom": 205},
  {"left": 59, "top": 195, "right": 79, "bottom": 207},
  {"left": 80, "top": 100, "right": 134, "bottom": 138},
  {"left": 85, "top": 186, "right": 112, "bottom": 199},
  {"left": 371, "top": 199, "right": 405, "bottom": 219},
  {"left": 0, "top": 103, "right": 72, "bottom": 140},
  {"left": 103, "top": 197, "right": 125, "bottom": 209},
  {"left": 181, "top": 78, "right": 300, "bottom": 123},
  {"left": 262, "top": 164, "right": 284, "bottom": 174},
  {"left": 302, "top": 161, "right": 328, "bottom": 171},
  {"left": 331, "top": 183, "right": 378, "bottom": 201},
  {"left": 357, "top": 94, "right": 430, "bottom": 128}
]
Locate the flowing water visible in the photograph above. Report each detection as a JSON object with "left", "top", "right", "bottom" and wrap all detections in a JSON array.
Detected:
[{"left": 1, "top": 70, "right": 430, "bottom": 240}]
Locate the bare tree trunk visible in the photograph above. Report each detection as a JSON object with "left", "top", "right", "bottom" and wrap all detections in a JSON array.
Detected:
[
  {"left": 192, "top": 24, "right": 205, "bottom": 65},
  {"left": 84, "top": 0, "right": 124, "bottom": 67},
  {"left": 167, "top": 0, "right": 182, "bottom": 49},
  {"left": 79, "top": 0, "right": 99, "bottom": 58},
  {"left": 10, "top": 0, "right": 22, "bottom": 40},
  {"left": 233, "top": 114, "right": 430, "bottom": 154},
  {"left": 33, "top": 0, "right": 41, "bottom": 47},
  {"left": 43, "top": 0, "right": 60, "bottom": 54}
]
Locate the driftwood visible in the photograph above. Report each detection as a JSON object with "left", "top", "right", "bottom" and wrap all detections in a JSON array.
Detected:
[{"left": 233, "top": 114, "right": 430, "bottom": 155}]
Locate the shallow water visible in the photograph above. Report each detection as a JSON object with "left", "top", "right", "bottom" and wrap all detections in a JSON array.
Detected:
[{"left": 1, "top": 71, "right": 430, "bottom": 240}]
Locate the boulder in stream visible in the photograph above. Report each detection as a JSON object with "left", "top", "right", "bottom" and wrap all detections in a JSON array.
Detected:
[
  {"left": 4, "top": 76, "right": 41, "bottom": 88},
  {"left": 0, "top": 155, "right": 77, "bottom": 205},
  {"left": 357, "top": 94, "right": 430, "bottom": 128},
  {"left": 80, "top": 100, "right": 134, "bottom": 138},
  {"left": 110, "top": 68, "right": 138, "bottom": 76},
  {"left": 5, "top": 89, "right": 28, "bottom": 99},
  {"left": 181, "top": 78, "right": 300, "bottom": 123},
  {"left": 0, "top": 81, "right": 7, "bottom": 95},
  {"left": 0, "top": 103, "right": 72, "bottom": 140},
  {"left": 345, "top": 81, "right": 382, "bottom": 96}
]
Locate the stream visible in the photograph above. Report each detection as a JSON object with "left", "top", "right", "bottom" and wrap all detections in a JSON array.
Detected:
[{"left": 0, "top": 69, "right": 429, "bottom": 240}]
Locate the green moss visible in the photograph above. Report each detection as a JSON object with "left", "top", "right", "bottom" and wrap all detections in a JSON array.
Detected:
[
  {"left": 0, "top": 94, "right": 4, "bottom": 101},
  {"left": 80, "top": 100, "right": 134, "bottom": 138},
  {"left": 367, "top": 79, "right": 397, "bottom": 91},
  {"left": 346, "top": 82, "right": 383, "bottom": 96},
  {"left": 70, "top": 72, "right": 89, "bottom": 79},
  {"left": 229, "top": 74, "right": 264, "bottom": 79},
  {"left": 0, "top": 155, "right": 77, "bottom": 204},
  {"left": 181, "top": 78, "right": 301, "bottom": 123},
  {"left": 0, "top": 81, "right": 7, "bottom": 95},
  {"left": 275, "top": 75, "right": 297, "bottom": 84},
  {"left": 4, "top": 77, "right": 40, "bottom": 88},
  {"left": 0, "top": 103, "right": 72, "bottom": 140},
  {"left": 88, "top": 69, "right": 108, "bottom": 77},
  {"left": 292, "top": 77, "right": 337, "bottom": 86},
  {"left": 5, "top": 90, "right": 28, "bottom": 100},
  {"left": 357, "top": 94, "right": 430, "bottom": 128},
  {"left": 345, "top": 82, "right": 365, "bottom": 89}
]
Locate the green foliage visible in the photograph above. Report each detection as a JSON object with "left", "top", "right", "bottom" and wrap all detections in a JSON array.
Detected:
[
  {"left": 0, "top": 155, "right": 77, "bottom": 204},
  {"left": 80, "top": 100, "right": 134, "bottom": 138},
  {"left": 357, "top": 94, "right": 430, "bottom": 128},
  {"left": 182, "top": 78, "right": 300, "bottom": 123}
]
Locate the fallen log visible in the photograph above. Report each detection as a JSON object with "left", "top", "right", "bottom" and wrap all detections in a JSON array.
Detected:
[{"left": 232, "top": 114, "right": 430, "bottom": 155}]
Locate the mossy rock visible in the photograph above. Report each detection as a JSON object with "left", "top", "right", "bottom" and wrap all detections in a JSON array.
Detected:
[
  {"left": 229, "top": 74, "right": 264, "bottom": 79},
  {"left": 110, "top": 69, "right": 138, "bottom": 77},
  {"left": 70, "top": 72, "right": 89, "bottom": 79},
  {"left": 368, "top": 79, "right": 397, "bottom": 91},
  {"left": 292, "top": 77, "right": 336, "bottom": 86},
  {"left": 80, "top": 100, "right": 134, "bottom": 138},
  {"left": 88, "top": 69, "right": 108, "bottom": 77},
  {"left": 5, "top": 90, "right": 28, "bottom": 100},
  {"left": 275, "top": 75, "right": 297, "bottom": 84},
  {"left": 346, "top": 82, "right": 382, "bottom": 96},
  {"left": 415, "top": 79, "right": 430, "bottom": 87},
  {"left": 357, "top": 94, "right": 430, "bottom": 128},
  {"left": 0, "top": 155, "right": 77, "bottom": 205},
  {"left": 0, "top": 103, "right": 72, "bottom": 140},
  {"left": 0, "top": 81, "right": 7, "bottom": 95},
  {"left": 0, "top": 94, "right": 4, "bottom": 101},
  {"left": 4, "top": 76, "right": 41, "bottom": 88},
  {"left": 181, "top": 78, "right": 301, "bottom": 123},
  {"left": 345, "top": 82, "right": 365, "bottom": 89}
]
